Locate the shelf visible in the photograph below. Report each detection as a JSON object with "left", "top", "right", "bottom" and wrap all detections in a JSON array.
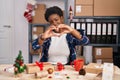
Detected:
[
  {"left": 87, "top": 44, "right": 119, "bottom": 47},
  {"left": 71, "top": 16, "right": 120, "bottom": 20},
  {"left": 30, "top": 23, "right": 49, "bottom": 27}
]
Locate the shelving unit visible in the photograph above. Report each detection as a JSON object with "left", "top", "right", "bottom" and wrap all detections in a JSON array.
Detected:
[
  {"left": 69, "top": 16, "right": 120, "bottom": 67},
  {"left": 70, "top": 17, "right": 120, "bottom": 44}
]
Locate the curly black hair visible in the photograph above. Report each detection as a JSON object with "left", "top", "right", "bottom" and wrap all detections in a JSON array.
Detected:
[{"left": 44, "top": 6, "right": 63, "bottom": 22}]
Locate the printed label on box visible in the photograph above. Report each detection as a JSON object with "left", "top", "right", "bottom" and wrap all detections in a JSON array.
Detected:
[
  {"left": 96, "top": 49, "right": 101, "bottom": 55},
  {"left": 96, "top": 59, "right": 102, "bottom": 64},
  {"left": 76, "top": 6, "right": 81, "bottom": 13},
  {"left": 32, "top": 10, "right": 35, "bottom": 16},
  {"left": 33, "top": 27, "right": 37, "bottom": 32}
]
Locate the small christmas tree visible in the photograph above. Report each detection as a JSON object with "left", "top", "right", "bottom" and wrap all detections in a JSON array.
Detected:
[{"left": 13, "top": 50, "right": 26, "bottom": 76}]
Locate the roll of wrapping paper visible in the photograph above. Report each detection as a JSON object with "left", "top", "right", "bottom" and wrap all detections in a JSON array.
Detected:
[{"left": 35, "top": 71, "right": 48, "bottom": 78}]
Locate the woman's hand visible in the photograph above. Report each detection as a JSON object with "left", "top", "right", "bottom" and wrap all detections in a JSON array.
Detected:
[
  {"left": 41, "top": 25, "right": 61, "bottom": 40},
  {"left": 57, "top": 24, "right": 74, "bottom": 35},
  {"left": 57, "top": 24, "right": 82, "bottom": 40},
  {"left": 40, "top": 24, "right": 81, "bottom": 40}
]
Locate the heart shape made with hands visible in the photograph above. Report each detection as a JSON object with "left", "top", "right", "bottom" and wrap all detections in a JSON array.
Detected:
[
  {"left": 52, "top": 28, "right": 64, "bottom": 37},
  {"left": 49, "top": 24, "right": 70, "bottom": 37}
]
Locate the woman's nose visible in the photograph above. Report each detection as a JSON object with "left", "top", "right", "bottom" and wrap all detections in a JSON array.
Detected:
[{"left": 53, "top": 21, "right": 58, "bottom": 26}]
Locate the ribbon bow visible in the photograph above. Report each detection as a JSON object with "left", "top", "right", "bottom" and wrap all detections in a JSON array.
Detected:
[{"left": 35, "top": 61, "right": 43, "bottom": 71}]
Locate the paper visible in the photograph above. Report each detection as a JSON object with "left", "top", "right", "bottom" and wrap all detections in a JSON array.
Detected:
[
  {"left": 76, "top": 6, "right": 81, "bottom": 13},
  {"left": 102, "top": 63, "right": 113, "bottom": 80},
  {"left": 96, "top": 49, "right": 101, "bottom": 55}
]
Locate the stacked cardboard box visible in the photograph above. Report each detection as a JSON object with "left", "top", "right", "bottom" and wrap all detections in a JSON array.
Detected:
[
  {"left": 93, "top": 47, "right": 113, "bottom": 64},
  {"left": 94, "top": 0, "right": 120, "bottom": 16},
  {"left": 75, "top": 0, "right": 120, "bottom": 16},
  {"left": 85, "top": 63, "right": 103, "bottom": 74},
  {"left": 32, "top": 4, "right": 48, "bottom": 24},
  {"left": 74, "top": 0, "right": 93, "bottom": 16}
]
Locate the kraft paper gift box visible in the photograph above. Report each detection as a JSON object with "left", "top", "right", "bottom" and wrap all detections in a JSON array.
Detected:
[{"left": 26, "top": 62, "right": 54, "bottom": 74}]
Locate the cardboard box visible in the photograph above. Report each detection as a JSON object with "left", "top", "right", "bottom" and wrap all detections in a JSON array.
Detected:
[
  {"left": 94, "top": 58, "right": 113, "bottom": 64},
  {"left": 32, "top": 4, "right": 48, "bottom": 24},
  {"left": 75, "top": 0, "right": 93, "bottom": 5},
  {"left": 32, "top": 26, "right": 44, "bottom": 34},
  {"left": 85, "top": 63, "right": 103, "bottom": 74},
  {"left": 94, "top": 0, "right": 120, "bottom": 16},
  {"left": 75, "top": 5, "right": 93, "bottom": 16},
  {"left": 93, "top": 47, "right": 113, "bottom": 59},
  {"left": 36, "top": 4, "right": 46, "bottom": 10}
]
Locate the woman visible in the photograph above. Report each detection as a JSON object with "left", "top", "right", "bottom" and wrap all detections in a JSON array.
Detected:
[{"left": 32, "top": 6, "right": 89, "bottom": 65}]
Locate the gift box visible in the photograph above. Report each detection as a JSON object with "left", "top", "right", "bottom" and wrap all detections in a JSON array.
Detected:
[
  {"left": 85, "top": 63, "right": 103, "bottom": 74},
  {"left": 26, "top": 62, "right": 54, "bottom": 74}
]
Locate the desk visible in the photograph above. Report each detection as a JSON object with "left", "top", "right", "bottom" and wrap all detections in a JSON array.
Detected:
[{"left": 0, "top": 63, "right": 120, "bottom": 80}]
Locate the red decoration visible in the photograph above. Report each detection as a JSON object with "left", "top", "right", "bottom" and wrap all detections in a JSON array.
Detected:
[
  {"left": 24, "top": 11, "right": 32, "bottom": 23},
  {"left": 26, "top": 3, "right": 33, "bottom": 12},
  {"left": 23, "top": 3, "right": 34, "bottom": 23},
  {"left": 35, "top": 61, "right": 43, "bottom": 71},
  {"left": 71, "top": 59, "right": 84, "bottom": 71},
  {"left": 57, "top": 62, "right": 64, "bottom": 71}
]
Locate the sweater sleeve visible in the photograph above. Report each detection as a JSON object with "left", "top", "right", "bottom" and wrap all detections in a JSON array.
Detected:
[
  {"left": 32, "top": 38, "right": 41, "bottom": 50},
  {"left": 69, "top": 29, "right": 90, "bottom": 46}
]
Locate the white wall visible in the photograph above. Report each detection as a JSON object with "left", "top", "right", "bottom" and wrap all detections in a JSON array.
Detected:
[
  {"left": 37, "top": 0, "right": 64, "bottom": 9},
  {"left": 14, "top": 0, "right": 28, "bottom": 63}
]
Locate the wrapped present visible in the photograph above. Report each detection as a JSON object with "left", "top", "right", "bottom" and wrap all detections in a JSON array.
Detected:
[
  {"left": 85, "top": 63, "right": 103, "bottom": 74},
  {"left": 26, "top": 62, "right": 54, "bottom": 74}
]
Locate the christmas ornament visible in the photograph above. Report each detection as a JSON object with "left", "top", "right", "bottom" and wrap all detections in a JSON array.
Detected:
[
  {"left": 66, "top": 76, "right": 70, "bottom": 79},
  {"left": 79, "top": 68, "right": 86, "bottom": 75},
  {"left": 13, "top": 50, "right": 26, "bottom": 76},
  {"left": 47, "top": 68, "right": 53, "bottom": 74},
  {"left": 48, "top": 76, "right": 52, "bottom": 78},
  {"left": 56, "top": 62, "right": 64, "bottom": 71}
]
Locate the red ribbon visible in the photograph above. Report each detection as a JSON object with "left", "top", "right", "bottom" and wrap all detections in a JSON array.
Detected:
[{"left": 35, "top": 61, "right": 43, "bottom": 71}]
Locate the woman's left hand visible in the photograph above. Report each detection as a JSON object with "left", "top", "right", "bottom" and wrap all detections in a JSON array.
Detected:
[{"left": 57, "top": 24, "right": 82, "bottom": 40}]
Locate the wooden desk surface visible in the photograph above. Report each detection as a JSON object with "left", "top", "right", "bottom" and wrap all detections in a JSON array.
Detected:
[{"left": 0, "top": 64, "right": 120, "bottom": 80}]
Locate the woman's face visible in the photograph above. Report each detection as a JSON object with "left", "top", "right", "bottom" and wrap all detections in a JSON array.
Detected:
[{"left": 48, "top": 14, "right": 63, "bottom": 26}]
